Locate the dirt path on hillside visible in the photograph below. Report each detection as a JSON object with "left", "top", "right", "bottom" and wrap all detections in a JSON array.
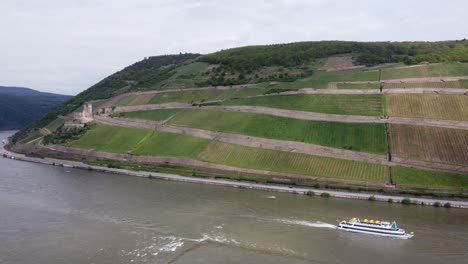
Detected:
[
  {"left": 94, "top": 116, "right": 389, "bottom": 165},
  {"left": 99, "top": 77, "right": 468, "bottom": 109},
  {"left": 380, "top": 76, "right": 468, "bottom": 83},
  {"left": 100, "top": 83, "right": 468, "bottom": 110},
  {"left": 112, "top": 104, "right": 468, "bottom": 130},
  {"left": 94, "top": 116, "right": 468, "bottom": 173}
]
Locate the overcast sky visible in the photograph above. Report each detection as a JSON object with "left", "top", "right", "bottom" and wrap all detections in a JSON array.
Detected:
[{"left": 1, "top": 0, "right": 467, "bottom": 95}]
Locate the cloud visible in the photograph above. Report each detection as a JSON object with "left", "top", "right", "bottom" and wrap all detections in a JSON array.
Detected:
[{"left": 0, "top": 0, "right": 466, "bottom": 95}]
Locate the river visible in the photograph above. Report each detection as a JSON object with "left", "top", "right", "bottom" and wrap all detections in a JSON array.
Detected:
[{"left": 0, "top": 130, "right": 467, "bottom": 264}]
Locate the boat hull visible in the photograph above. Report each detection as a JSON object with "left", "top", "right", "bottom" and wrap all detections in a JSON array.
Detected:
[{"left": 338, "top": 226, "right": 414, "bottom": 239}]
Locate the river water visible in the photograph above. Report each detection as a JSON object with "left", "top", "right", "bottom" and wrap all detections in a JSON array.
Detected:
[{"left": 0, "top": 130, "right": 467, "bottom": 264}]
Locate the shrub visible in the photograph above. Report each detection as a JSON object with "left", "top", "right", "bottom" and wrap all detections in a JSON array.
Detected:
[
  {"left": 433, "top": 201, "right": 441, "bottom": 207},
  {"left": 306, "top": 191, "right": 315, "bottom": 197},
  {"left": 443, "top": 202, "right": 451, "bottom": 208},
  {"left": 401, "top": 198, "right": 412, "bottom": 205},
  {"left": 388, "top": 198, "right": 394, "bottom": 203},
  {"left": 313, "top": 183, "right": 320, "bottom": 188},
  {"left": 368, "top": 195, "right": 376, "bottom": 201},
  {"left": 320, "top": 192, "right": 331, "bottom": 198}
]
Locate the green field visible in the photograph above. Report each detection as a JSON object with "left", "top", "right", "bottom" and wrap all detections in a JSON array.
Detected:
[
  {"left": 199, "top": 141, "right": 390, "bottom": 183},
  {"left": 114, "top": 109, "right": 180, "bottom": 121},
  {"left": 149, "top": 88, "right": 266, "bottom": 104},
  {"left": 264, "top": 69, "right": 380, "bottom": 89},
  {"left": 132, "top": 131, "right": 210, "bottom": 158},
  {"left": 67, "top": 123, "right": 210, "bottom": 158},
  {"left": 392, "top": 166, "right": 468, "bottom": 189},
  {"left": 167, "top": 109, "right": 387, "bottom": 154},
  {"left": 380, "top": 63, "right": 468, "bottom": 80},
  {"left": 20, "top": 130, "right": 43, "bottom": 144},
  {"left": 67, "top": 123, "right": 153, "bottom": 153},
  {"left": 336, "top": 83, "right": 380, "bottom": 89},
  {"left": 460, "top": 80, "right": 468, "bottom": 88},
  {"left": 214, "top": 94, "right": 385, "bottom": 116}
]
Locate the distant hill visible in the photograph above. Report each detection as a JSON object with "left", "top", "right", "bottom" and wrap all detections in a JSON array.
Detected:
[{"left": 0, "top": 86, "right": 70, "bottom": 130}]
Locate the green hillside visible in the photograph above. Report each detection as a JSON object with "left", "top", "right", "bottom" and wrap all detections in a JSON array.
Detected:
[{"left": 11, "top": 40, "right": 468, "bottom": 194}]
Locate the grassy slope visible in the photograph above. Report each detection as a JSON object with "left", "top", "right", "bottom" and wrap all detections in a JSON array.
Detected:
[
  {"left": 386, "top": 94, "right": 468, "bottom": 121},
  {"left": 132, "top": 131, "right": 210, "bottom": 158},
  {"left": 392, "top": 166, "right": 468, "bottom": 189},
  {"left": 214, "top": 94, "right": 385, "bottom": 116},
  {"left": 337, "top": 83, "right": 380, "bottom": 89},
  {"left": 114, "top": 95, "right": 137, "bottom": 107},
  {"left": 114, "top": 109, "right": 181, "bottom": 121},
  {"left": 44, "top": 118, "right": 66, "bottom": 132},
  {"left": 66, "top": 123, "right": 153, "bottom": 153},
  {"left": 380, "top": 63, "right": 468, "bottom": 80},
  {"left": 149, "top": 88, "right": 266, "bottom": 105},
  {"left": 67, "top": 123, "right": 210, "bottom": 158},
  {"left": 167, "top": 109, "right": 387, "bottom": 154},
  {"left": 154, "top": 62, "right": 210, "bottom": 89},
  {"left": 460, "top": 80, "right": 468, "bottom": 88},
  {"left": 267, "top": 69, "right": 380, "bottom": 89}
]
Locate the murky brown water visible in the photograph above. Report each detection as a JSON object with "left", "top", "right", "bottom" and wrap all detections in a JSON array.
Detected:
[{"left": 1, "top": 130, "right": 467, "bottom": 264}]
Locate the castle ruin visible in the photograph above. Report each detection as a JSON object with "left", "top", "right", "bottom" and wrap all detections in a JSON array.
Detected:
[{"left": 69, "top": 103, "right": 94, "bottom": 123}]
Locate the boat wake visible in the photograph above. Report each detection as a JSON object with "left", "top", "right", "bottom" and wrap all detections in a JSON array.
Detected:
[{"left": 273, "top": 218, "right": 337, "bottom": 229}]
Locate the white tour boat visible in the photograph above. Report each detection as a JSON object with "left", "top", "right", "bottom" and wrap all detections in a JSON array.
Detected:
[{"left": 338, "top": 218, "right": 414, "bottom": 238}]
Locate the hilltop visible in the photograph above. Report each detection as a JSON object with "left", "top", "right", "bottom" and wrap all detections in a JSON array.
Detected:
[
  {"left": 9, "top": 40, "right": 468, "bottom": 199},
  {"left": 0, "top": 86, "right": 70, "bottom": 130}
]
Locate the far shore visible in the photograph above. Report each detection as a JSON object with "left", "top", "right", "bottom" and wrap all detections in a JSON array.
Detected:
[{"left": 2, "top": 144, "right": 468, "bottom": 209}]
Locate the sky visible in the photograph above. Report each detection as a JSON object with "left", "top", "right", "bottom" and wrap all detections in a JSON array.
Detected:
[{"left": 1, "top": 0, "right": 467, "bottom": 95}]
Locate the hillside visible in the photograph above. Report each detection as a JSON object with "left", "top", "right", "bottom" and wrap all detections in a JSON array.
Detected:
[
  {"left": 10, "top": 40, "right": 468, "bottom": 197},
  {"left": 0, "top": 86, "right": 70, "bottom": 130}
]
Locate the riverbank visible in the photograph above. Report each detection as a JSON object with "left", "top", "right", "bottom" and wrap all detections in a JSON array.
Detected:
[{"left": 3, "top": 144, "right": 468, "bottom": 209}]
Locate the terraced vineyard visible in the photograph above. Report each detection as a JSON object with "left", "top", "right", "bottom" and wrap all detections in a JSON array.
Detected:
[
  {"left": 167, "top": 109, "right": 388, "bottom": 154},
  {"left": 114, "top": 109, "right": 180, "bottom": 121},
  {"left": 44, "top": 118, "right": 66, "bottom": 132},
  {"left": 392, "top": 166, "right": 468, "bottom": 189},
  {"left": 198, "top": 141, "right": 390, "bottom": 183},
  {"left": 386, "top": 94, "right": 468, "bottom": 120},
  {"left": 67, "top": 123, "right": 210, "bottom": 158},
  {"left": 382, "top": 81, "right": 463, "bottom": 89},
  {"left": 149, "top": 87, "right": 266, "bottom": 105},
  {"left": 114, "top": 95, "right": 138, "bottom": 107},
  {"left": 214, "top": 94, "right": 385, "bottom": 116},
  {"left": 127, "top": 94, "right": 155, "bottom": 105},
  {"left": 380, "top": 63, "right": 468, "bottom": 80},
  {"left": 67, "top": 123, "right": 154, "bottom": 153},
  {"left": 389, "top": 124, "right": 468, "bottom": 166}
]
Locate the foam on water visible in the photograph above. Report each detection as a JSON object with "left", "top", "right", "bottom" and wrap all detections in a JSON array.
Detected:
[{"left": 274, "top": 218, "right": 337, "bottom": 229}]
